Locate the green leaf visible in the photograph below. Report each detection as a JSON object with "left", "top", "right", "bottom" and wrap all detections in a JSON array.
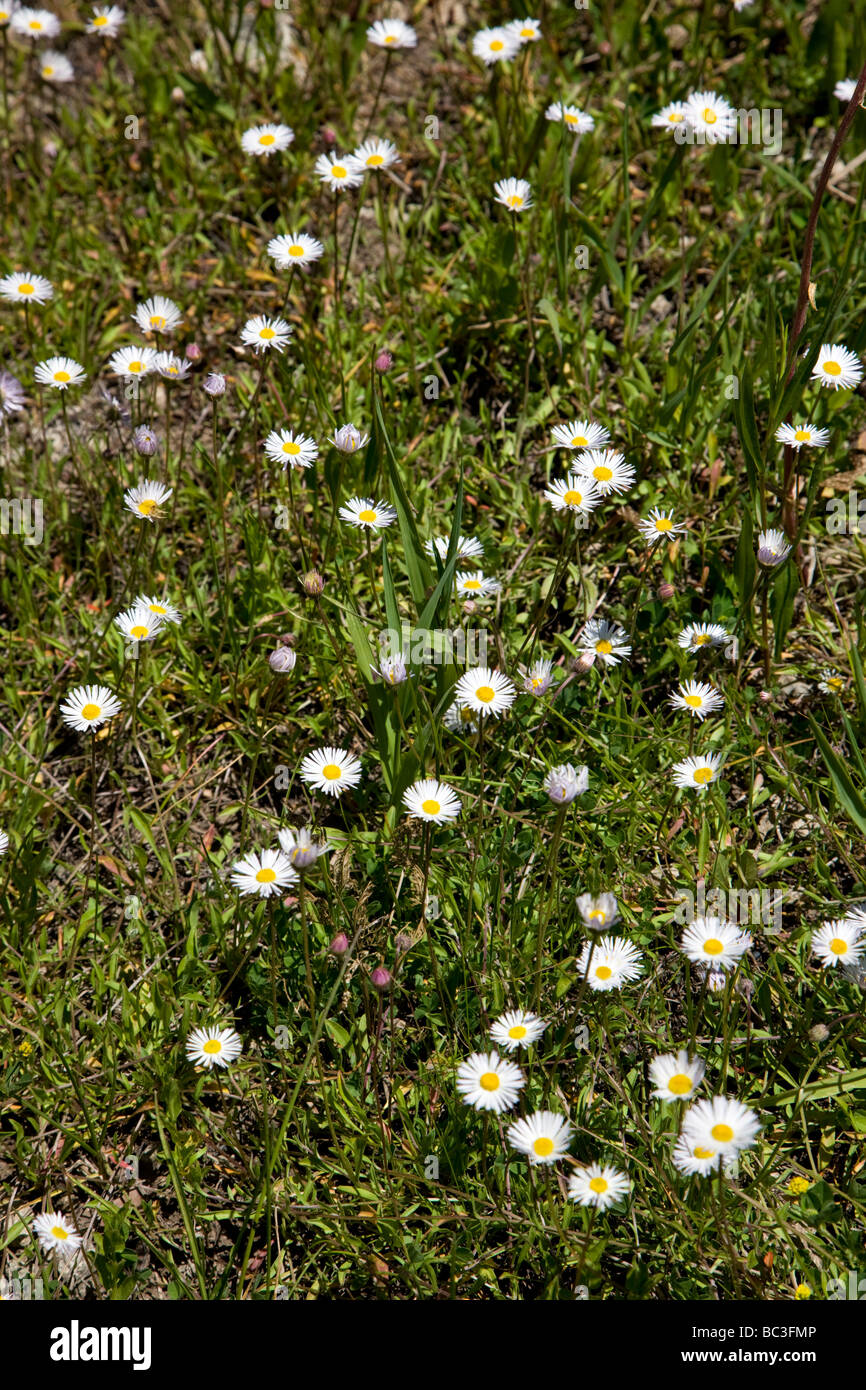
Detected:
[{"left": 808, "top": 716, "right": 866, "bottom": 833}]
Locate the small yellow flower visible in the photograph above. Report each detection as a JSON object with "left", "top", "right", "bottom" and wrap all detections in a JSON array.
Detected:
[
  {"left": 787, "top": 1176, "right": 810, "bottom": 1195},
  {"left": 794, "top": 1283, "right": 812, "bottom": 1300},
  {"left": 18, "top": 1039, "right": 33, "bottom": 1056}
]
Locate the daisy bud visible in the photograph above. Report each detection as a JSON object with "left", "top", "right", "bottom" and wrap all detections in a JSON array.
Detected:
[
  {"left": 133, "top": 425, "right": 159, "bottom": 456},
  {"left": 759, "top": 690, "right": 772, "bottom": 703},
  {"left": 278, "top": 632, "right": 296, "bottom": 647},
  {"left": 461, "top": 599, "right": 478, "bottom": 616},
  {"left": 809, "top": 1022, "right": 830, "bottom": 1044},
  {"left": 658, "top": 582, "right": 675, "bottom": 600},
  {"left": 269, "top": 647, "right": 296, "bottom": 674},
  {"left": 394, "top": 932, "right": 412, "bottom": 956},
  {"left": 330, "top": 933, "right": 349, "bottom": 956},
  {"left": 375, "top": 350, "right": 393, "bottom": 373},
  {"left": 171, "top": 86, "right": 185, "bottom": 105},
  {"left": 185, "top": 342, "right": 202, "bottom": 361},
  {"left": 322, "top": 127, "right": 336, "bottom": 145},
  {"left": 370, "top": 966, "right": 392, "bottom": 991},
  {"left": 543, "top": 763, "right": 589, "bottom": 805},
  {"left": 303, "top": 569, "right": 325, "bottom": 597},
  {"left": 203, "top": 372, "right": 226, "bottom": 396},
  {"left": 571, "top": 652, "right": 595, "bottom": 675}
]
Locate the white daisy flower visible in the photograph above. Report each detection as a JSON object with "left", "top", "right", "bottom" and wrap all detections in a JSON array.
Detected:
[
  {"left": 154, "top": 350, "right": 190, "bottom": 381},
  {"left": 114, "top": 603, "right": 164, "bottom": 644},
  {"left": 680, "top": 916, "right": 751, "bottom": 970},
  {"left": 567, "top": 1163, "right": 631, "bottom": 1210},
  {"left": 756, "top": 528, "right": 791, "bottom": 566},
  {"left": 671, "top": 752, "right": 725, "bottom": 790},
  {"left": 652, "top": 101, "right": 687, "bottom": 130},
  {"left": 371, "top": 651, "right": 409, "bottom": 686},
  {"left": 86, "top": 5, "right": 124, "bottom": 37},
  {"left": 507, "top": 1110, "right": 571, "bottom": 1165},
  {"left": 456, "top": 571, "right": 500, "bottom": 600},
  {"left": 134, "top": 593, "right": 181, "bottom": 624},
  {"left": 810, "top": 342, "right": 863, "bottom": 391},
  {"left": 132, "top": 294, "right": 183, "bottom": 336},
  {"left": 576, "top": 892, "right": 618, "bottom": 930},
  {"left": 637, "top": 506, "right": 686, "bottom": 545},
  {"left": 543, "top": 762, "right": 588, "bottom": 804},
  {"left": 834, "top": 78, "right": 857, "bottom": 102},
  {"left": 266, "top": 232, "right": 324, "bottom": 270},
  {"left": 545, "top": 102, "right": 595, "bottom": 133},
  {"left": 350, "top": 137, "right": 400, "bottom": 172},
  {"left": 366, "top": 17, "right": 417, "bottom": 49},
  {"left": 39, "top": 50, "right": 72, "bottom": 80},
  {"left": 649, "top": 1049, "right": 706, "bottom": 1101},
  {"left": 818, "top": 668, "right": 845, "bottom": 695},
  {"left": 489, "top": 1009, "right": 547, "bottom": 1053},
  {"left": 543, "top": 473, "right": 601, "bottom": 514},
  {"left": 314, "top": 152, "right": 363, "bottom": 191},
  {"left": 0, "top": 829, "right": 9, "bottom": 854},
  {"left": 10, "top": 7, "right": 60, "bottom": 39},
  {"left": 425, "top": 533, "right": 484, "bottom": 562},
  {"left": 453, "top": 666, "right": 516, "bottom": 718},
  {"left": 683, "top": 90, "right": 737, "bottom": 143},
  {"left": 444, "top": 701, "right": 481, "bottom": 734},
  {"left": 551, "top": 418, "right": 611, "bottom": 450},
  {"left": 471, "top": 25, "right": 521, "bottom": 64},
  {"left": 810, "top": 918, "right": 865, "bottom": 968},
  {"left": 681, "top": 1094, "right": 761, "bottom": 1155},
  {"left": 519, "top": 658, "right": 554, "bottom": 696},
  {"left": 456, "top": 1050, "right": 525, "bottom": 1113},
  {"left": 669, "top": 679, "right": 725, "bottom": 721},
  {"left": 240, "top": 314, "right": 292, "bottom": 354},
  {"left": 276, "top": 826, "right": 330, "bottom": 869},
  {"left": 241, "top": 122, "right": 294, "bottom": 157},
  {"left": 493, "top": 177, "right": 533, "bottom": 213},
  {"left": 0, "top": 271, "right": 53, "bottom": 303},
  {"left": 508, "top": 17, "right": 542, "bottom": 43},
  {"left": 109, "top": 345, "right": 158, "bottom": 379},
  {"left": 0, "top": 5, "right": 17, "bottom": 28},
  {"left": 577, "top": 935, "right": 644, "bottom": 991},
  {"left": 0, "top": 369, "right": 25, "bottom": 413},
  {"left": 574, "top": 448, "right": 635, "bottom": 496},
  {"left": 329, "top": 422, "right": 369, "bottom": 452},
  {"left": 672, "top": 1136, "right": 723, "bottom": 1176},
  {"left": 123, "top": 478, "right": 172, "bottom": 521},
  {"left": 402, "top": 778, "right": 462, "bottom": 825},
  {"left": 186, "top": 1025, "right": 243, "bottom": 1069},
  {"left": 59, "top": 683, "right": 122, "bottom": 733},
  {"left": 230, "top": 848, "right": 296, "bottom": 897},
  {"left": 678, "top": 622, "right": 729, "bottom": 653},
  {"left": 33, "top": 1212, "right": 83, "bottom": 1255},
  {"left": 264, "top": 428, "right": 318, "bottom": 469},
  {"left": 578, "top": 617, "right": 631, "bottom": 667},
  {"left": 774, "top": 422, "right": 830, "bottom": 451},
  {"left": 300, "top": 746, "right": 363, "bottom": 798},
  {"left": 34, "top": 355, "right": 85, "bottom": 389},
  {"left": 338, "top": 495, "right": 397, "bottom": 530}
]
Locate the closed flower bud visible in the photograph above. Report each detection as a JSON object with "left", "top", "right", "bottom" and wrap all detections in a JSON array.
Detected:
[
  {"left": 394, "top": 932, "right": 412, "bottom": 956},
  {"left": 375, "top": 350, "right": 393, "bottom": 373},
  {"left": 370, "top": 966, "right": 392, "bottom": 991},
  {"left": 269, "top": 647, "right": 296, "bottom": 674},
  {"left": 658, "top": 582, "right": 675, "bottom": 600},
  {"left": 329, "top": 933, "right": 349, "bottom": 956},
  {"left": 203, "top": 372, "right": 226, "bottom": 396},
  {"left": 133, "top": 425, "right": 159, "bottom": 456},
  {"left": 185, "top": 342, "right": 202, "bottom": 361},
  {"left": 303, "top": 569, "right": 324, "bottom": 597}
]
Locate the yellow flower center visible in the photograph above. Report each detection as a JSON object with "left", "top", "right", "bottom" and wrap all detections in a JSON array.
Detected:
[
  {"left": 322, "top": 763, "right": 342, "bottom": 780},
  {"left": 479, "top": 1071, "right": 500, "bottom": 1091},
  {"left": 562, "top": 489, "right": 582, "bottom": 506},
  {"left": 531, "top": 676, "right": 543, "bottom": 689},
  {"left": 668, "top": 1073, "right": 692, "bottom": 1095},
  {"left": 43, "top": 66, "right": 54, "bottom": 76},
  {"left": 693, "top": 766, "right": 714, "bottom": 784},
  {"left": 694, "top": 634, "right": 711, "bottom": 645},
  {"left": 655, "top": 517, "right": 673, "bottom": 531},
  {"left": 694, "top": 1146, "right": 715, "bottom": 1159},
  {"left": 588, "top": 909, "right": 606, "bottom": 921},
  {"left": 203, "top": 1039, "right": 222, "bottom": 1054},
  {"left": 570, "top": 434, "right": 587, "bottom": 445},
  {"left": 595, "top": 639, "right": 613, "bottom": 655},
  {"left": 588, "top": 1176, "right": 608, "bottom": 1193},
  {"left": 80, "top": 703, "right": 101, "bottom": 720},
  {"left": 53, "top": 370, "right": 70, "bottom": 382},
  {"left": 19, "top": 283, "right": 34, "bottom": 294},
  {"left": 367, "top": 154, "right": 384, "bottom": 166},
  {"left": 823, "top": 360, "right": 841, "bottom": 376},
  {"left": 463, "top": 579, "right": 481, "bottom": 590},
  {"left": 149, "top": 314, "right": 166, "bottom": 329},
  {"left": 507, "top": 194, "right": 523, "bottom": 208},
  {"left": 128, "top": 360, "right": 142, "bottom": 373},
  {"left": 703, "top": 108, "right": 717, "bottom": 124},
  {"left": 704, "top": 938, "right": 724, "bottom": 955},
  {"left": 51, "top": 1225, "right": 69, "bottom": 1240},
  {"left": 288, "top": 245, "right": 304, "bottom": 257},
  {"left": 564, "top": 113, "right": 578, "bottom": 125},
  {"left": 94, "top": 14, "right": 108, "bottom": 24},
  {"left": 259, "top": 134, "right": 275, "bottom": 146},
  {"left": 668, "top": 112, "right": 683, "bottom": 123},
  {"left": 283, "top": 441, "right": 301, "bottom": 454},
  {"left": 684, "top": 694, "right": 702, "bottom": 708},
  {"left": 826, "top": 678, "right": 842, "bottom": 690},
  {"left": 421, "top": 799, "right": 441, "bottom": 816},
  {"left": 593, "top": 465, "right": 613, "bottom": 481},
  {"left": 255, "top": 867, "right": 277, "bottom": 883},
  {"left": 711, "top": 1123, "right": 734, "bottom": 1142},
  {"left": 149, "top": 604, "right": 167, "bottom": 614},
  {"left": 137, "top": 499, "right": 156, "bottom": 515},
  {"left": 508, "top": 1025, "right": 527, "bottom": 1040},
  {"left": 129, "top": 625, "right": 149, "bottom": 639},
  {"left": 829, "top": 937, "right": 848, "bottom": 955},
  {"left": 475, "top": 684, "right": 495, "bottom": 703},
  {"left": 793, "top": 429, "right": 810, "bottom": 442},
  {"left": 259, "top": 327, "right": 275, "bottom": 340},
  {"left": 384, "top": 34, "right": 396, "bottom": 43},
  {"left": 533, "top": 1137, "right": 554, "bottom": 1157},
  {"left": 331, "top": 164, "right": 347, "bottom": 179},
  {"left": 519, "top": 26, "right": 534, "bottom": 36},
  {"left": 358, "top": 508, "right": 377, "bottom": 523},
  {"left": 29, "top": 19, "right": 42, "bottom": 29},
  {"left": 595, "top": 965, "right": 612, "bottom": 980},
  {"left": 490, "top": 40, "right": 503, "bottom": 51}
]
